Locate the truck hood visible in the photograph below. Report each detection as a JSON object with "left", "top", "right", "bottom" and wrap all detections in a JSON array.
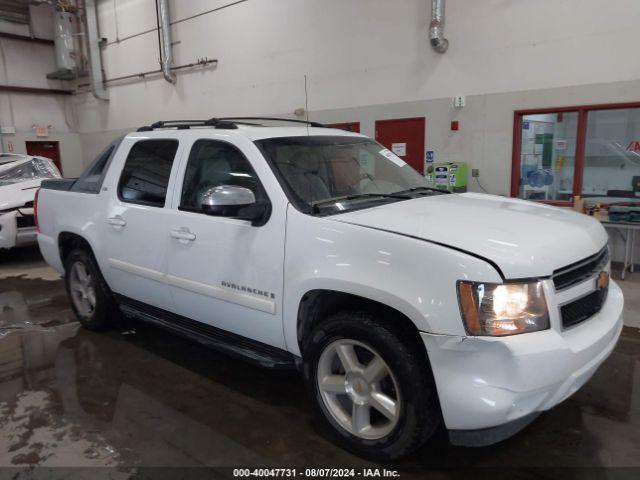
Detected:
[
  {"left": 331, "top": 192, "right": 608, "bottom": 279},
  {"left": 0, "top": 179, "right": 41, "bottom": 211}
]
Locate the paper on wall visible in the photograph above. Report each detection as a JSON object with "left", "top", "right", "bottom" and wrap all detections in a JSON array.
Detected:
[{"left": 391, "top": 143, "right": 407, "bottom": 157}]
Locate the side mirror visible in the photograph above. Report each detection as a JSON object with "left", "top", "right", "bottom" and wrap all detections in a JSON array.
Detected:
[{"left": 201, "top": 185, "right": 266, "bottom": 224}]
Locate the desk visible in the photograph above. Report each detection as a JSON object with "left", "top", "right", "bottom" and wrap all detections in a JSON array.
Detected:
[{"left": 601, "top": 220, "right": 639, "bottom": 280}]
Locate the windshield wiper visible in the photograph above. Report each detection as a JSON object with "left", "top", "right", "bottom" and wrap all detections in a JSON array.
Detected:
[
  {"left": 393, "top": 186, "right": 451, "bottom": 195},
  {"left": 312, "top": 193, "right": 411, "bottom": 212}
]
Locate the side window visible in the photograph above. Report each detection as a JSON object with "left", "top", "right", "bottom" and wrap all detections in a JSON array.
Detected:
[
  {"left": 118, "top": 139, "right": 179, "bottom": 207},
  {"left": 180, "top": 140, "right": 263, "bottom": 212}
]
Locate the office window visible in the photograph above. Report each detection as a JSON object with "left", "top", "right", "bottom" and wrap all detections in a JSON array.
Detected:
[
  {"left": 517, "top": 112, "right": 578, "bottom": 202},
  {"left": 583, "top": 108, "right": 640, "bottom": 200},
  {"left": 512, "top": 103, "right": 640, "bottom": 204}
]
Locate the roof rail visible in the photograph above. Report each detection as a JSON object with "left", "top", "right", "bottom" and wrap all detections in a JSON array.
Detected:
[
  {"left": 218, "top": 117, "right": 326, "bottom": 128},
  {"left": 137, "top": 118, "right": 238, "bottom": 132},
  {"left": 136, "top": 116, "right": 327, "bottom": 132}
]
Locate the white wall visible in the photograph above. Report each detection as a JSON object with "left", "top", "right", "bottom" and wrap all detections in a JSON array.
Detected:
[{"left": 74, "top": 0, "right": 640, "bottom": 132}]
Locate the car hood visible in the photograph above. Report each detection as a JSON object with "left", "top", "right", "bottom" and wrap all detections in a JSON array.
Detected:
[
  {"left": 331, "top": 192, "right": 608, "bottom": 279},
  {"left": 0, "top": 179, "right": 41, "bottom": 211}
]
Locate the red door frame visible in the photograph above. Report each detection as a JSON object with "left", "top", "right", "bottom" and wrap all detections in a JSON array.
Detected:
[
  {"left": 327, "top": 122, "right": 361, "bottom": 133},
  {"left": 511, "top": 101, "right": 640, "bottom": 205},
  {"left": 375, "top": 117, "right": 426, "bottom": 173}
]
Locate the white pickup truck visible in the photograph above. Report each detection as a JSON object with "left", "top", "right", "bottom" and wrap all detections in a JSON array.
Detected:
[{"left": 36, "top": 118, "right": 623, "bottom": 460}]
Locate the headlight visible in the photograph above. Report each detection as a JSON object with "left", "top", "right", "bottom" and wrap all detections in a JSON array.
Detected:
[{"left": 457, "top": 281, "right": 549, "bottom": 336}]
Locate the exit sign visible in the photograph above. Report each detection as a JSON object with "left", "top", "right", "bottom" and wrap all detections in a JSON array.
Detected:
[{"left": 35, "top": 125, "right": 49, "bottom": 137}]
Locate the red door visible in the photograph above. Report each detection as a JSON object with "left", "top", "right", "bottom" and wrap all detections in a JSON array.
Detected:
[
  {"left": 328, "top": 122, "right": 361, "bottom": 133},
  {"left": 26, "top": 141, "right": 62, "bottom": 174},
  {"left": 375, "top": 118, "right": 425, "bottom": 173}
]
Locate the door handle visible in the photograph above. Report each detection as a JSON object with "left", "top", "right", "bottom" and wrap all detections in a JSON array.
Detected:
[
  {"left": 170, "top": 229, "right": 196, "bottom": 242},
  {"left": 107, "top": 216, "right": 127, "bottom": 228}
]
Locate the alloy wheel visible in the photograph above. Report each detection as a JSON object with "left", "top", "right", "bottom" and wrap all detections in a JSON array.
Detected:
[
  {"left": 317, "top": 339, "right": 401, "bottom": 440},
  {"left": 69, "top": 261, "right": 96, "bottom": 317}
]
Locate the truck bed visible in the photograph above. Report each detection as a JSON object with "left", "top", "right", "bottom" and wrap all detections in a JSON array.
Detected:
[{"left": 40, "top": 179, "right": 78, "bottom": 191}]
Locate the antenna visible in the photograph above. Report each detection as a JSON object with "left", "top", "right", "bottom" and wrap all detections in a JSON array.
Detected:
[{"left": 304, "top": 74, "right": 310, "bottom": 136}]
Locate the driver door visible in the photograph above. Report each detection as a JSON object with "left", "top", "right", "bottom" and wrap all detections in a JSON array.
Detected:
[{"left": 165, "top": 137, "right": 287, "bottom": 349}]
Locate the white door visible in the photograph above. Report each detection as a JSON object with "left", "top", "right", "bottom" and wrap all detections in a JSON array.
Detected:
[
  {"left": 166, "top": 137, "right": 287, "bottom": 348},
  {"left": 101, "top": 137, "right": 182, "bottom": 312}
]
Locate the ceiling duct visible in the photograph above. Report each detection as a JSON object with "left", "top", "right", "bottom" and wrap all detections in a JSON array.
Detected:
[
  {"left": 156, "top": 0, "right": 175, "bottom": 84},
  {"left": 83, "top": 0, "right": 108, "bottom": 100},
  {"left": 429, "top": 0, "right": 449, "bottom": 54}
]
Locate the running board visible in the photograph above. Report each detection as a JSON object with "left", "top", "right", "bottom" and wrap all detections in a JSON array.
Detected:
[{"left": 114, "top": 295, "right": 300, "bottom": 370}]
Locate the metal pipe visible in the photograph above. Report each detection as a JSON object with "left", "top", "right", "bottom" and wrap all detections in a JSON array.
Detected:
[
  {"left": 0, "top": 85, "right": 73, "bottom": 95},
  {"left": 83, "top": 0, "right": 109, "bottom": 100},
  {"left": 430, "top": 0, "right": 449, "bottom": 54},
  {"left": 0, "top": 32, "right": 53, "bottom": 45},
  {"left": 76, "top": 58, "right": 218, "bottom": 87},
  {"left": 157, "top": 0, "right": 176, "bottom": 84}
]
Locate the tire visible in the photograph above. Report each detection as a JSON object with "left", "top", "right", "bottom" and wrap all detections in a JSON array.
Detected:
[
  {"left": 64, "top": 248, "right": 120, "bottom": 331},
  {"left": 303, "top": 311, "right": 441, "bottom": 460}
]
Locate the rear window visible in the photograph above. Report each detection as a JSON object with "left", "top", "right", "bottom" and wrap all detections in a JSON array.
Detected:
[{"left": 118, "top": 140, "right": 179, "bottom": 207}]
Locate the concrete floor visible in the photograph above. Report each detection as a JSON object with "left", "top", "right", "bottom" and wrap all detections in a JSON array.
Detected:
[{"left": 0, "top": 247, "right": 639, "bottom": 477}]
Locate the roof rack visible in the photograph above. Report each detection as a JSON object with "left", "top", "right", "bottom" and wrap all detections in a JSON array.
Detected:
[
  {"left": 136, "top": 116, "right": 326, "bottom": 132},
  {"left": 137, "top": 118, "right": 238, "bottom": 132},
  {"left": 218, "top": 117, "right": 326, "bottom": 128}
]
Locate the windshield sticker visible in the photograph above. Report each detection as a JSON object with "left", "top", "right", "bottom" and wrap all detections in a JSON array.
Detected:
[{"left": 379, "top": 149, "right": 406, "bottom": 167}]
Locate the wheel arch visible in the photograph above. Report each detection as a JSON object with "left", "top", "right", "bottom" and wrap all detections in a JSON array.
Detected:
[
  {"left": 296, "top": 289, "right": 429, "bottom": 367},
  {"left": 58, "top": 231, "right": 97, "bottom": 269}
]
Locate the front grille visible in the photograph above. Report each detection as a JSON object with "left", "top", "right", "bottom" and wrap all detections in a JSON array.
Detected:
[
  {"left": 561, "top": 287, "right": 608, "bottom": 329},
  {"left": 16, "top": 215, "right": 35, "bottom": 228},
  {"left": 552, "top": 247, "right": 609, "bottom": 291}
]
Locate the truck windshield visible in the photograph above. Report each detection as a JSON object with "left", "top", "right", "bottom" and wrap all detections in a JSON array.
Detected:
[
  {"left": 257, "top": 136, "right": 443, "bottom": 214},
  {"left": 0, "top": 158, "right": 61, "bottom": 186}
]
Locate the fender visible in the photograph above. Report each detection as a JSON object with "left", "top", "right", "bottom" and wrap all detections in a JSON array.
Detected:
[{"left": 282, "top": 207, "right": 502, "bottom": 356}]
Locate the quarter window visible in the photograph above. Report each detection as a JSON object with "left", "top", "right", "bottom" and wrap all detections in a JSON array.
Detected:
[
  {"left": 180, "top": 140, "right": 264, "bottom": 212},
  {"left": 118, "top": 140, "right": 178, "bottom": 207},
  {"left": 73, "top": 137, "right": 123, "bottom": 193}
]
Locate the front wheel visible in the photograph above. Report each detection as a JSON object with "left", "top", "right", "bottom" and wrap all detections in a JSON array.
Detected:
[{"left": 304, "top": 312, "right": 441, "bottom": 460}]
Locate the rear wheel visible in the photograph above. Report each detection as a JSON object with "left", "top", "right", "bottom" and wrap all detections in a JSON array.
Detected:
[
  {"left": 64, "top": 249, "right": 119, "bottom": 330},
  {"left": 304, "top": 311, "right": 441, "bottom": 460}
]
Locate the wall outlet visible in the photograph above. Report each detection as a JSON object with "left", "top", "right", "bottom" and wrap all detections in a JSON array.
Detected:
[{"left": 472, "top": 169, "right": 480, "bottom": 178}]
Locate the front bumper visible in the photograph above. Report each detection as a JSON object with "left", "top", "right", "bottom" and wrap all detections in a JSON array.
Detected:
[
  {"left": 0, "top": 209, "right": 37, "bottom": 249},
  {"left": 421, "top": 279, "right": 624, "bottom": 437}
]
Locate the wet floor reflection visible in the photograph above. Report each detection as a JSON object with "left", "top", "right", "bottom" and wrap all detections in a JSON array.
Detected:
[{"left": 1, "top": 272, "right": 639, "bottom": 474}]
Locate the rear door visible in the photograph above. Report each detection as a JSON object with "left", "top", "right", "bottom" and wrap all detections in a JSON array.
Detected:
[
  {"left": 100, "top": 137, "right": 182, "bottom": 311},
  {"left": 165, "top": 135, "right": 287, "bottom": 349}
]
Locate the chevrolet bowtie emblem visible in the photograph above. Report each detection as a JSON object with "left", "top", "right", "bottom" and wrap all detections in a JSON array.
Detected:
[{"left": 596, "top": 271, "right": 610, "bottom": 291}]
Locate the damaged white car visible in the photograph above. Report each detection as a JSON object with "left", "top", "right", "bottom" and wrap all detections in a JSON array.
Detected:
[{"left": 0, "top": 154, "right": 61, "bottom": 249}]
